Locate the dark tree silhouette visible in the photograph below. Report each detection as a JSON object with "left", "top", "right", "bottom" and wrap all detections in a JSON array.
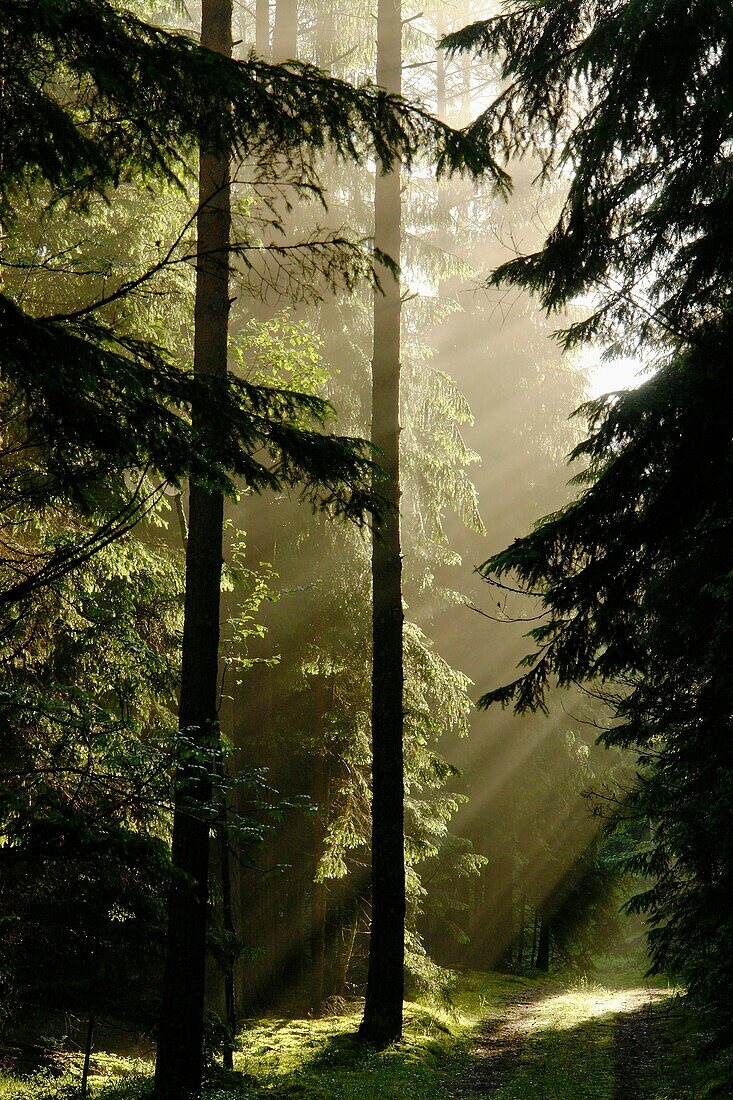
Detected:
[
  {"left": 360, "top": 0, "right": 405, "bottom": 1047},
  {"left": 153, "top": 0, "right": 232, "bottom": 1094}
]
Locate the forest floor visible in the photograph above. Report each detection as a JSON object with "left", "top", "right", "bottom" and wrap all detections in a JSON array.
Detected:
[{"left": 0, "top": 971, "right": 718, "bottom": 1099}]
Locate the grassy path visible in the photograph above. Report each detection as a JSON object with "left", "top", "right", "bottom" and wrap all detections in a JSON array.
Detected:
[
  {"left": 453, "top": 980, "right": 673, "bottom": 1099},
  {"left": 452, "top": 982, "right": 561, "bottom": 1096},
  {"left": 612, "top": 989, "right": 667, "bottom": 1100},
  {"left": 0, "top": 972, "right": 713, "bottom": 1099}
]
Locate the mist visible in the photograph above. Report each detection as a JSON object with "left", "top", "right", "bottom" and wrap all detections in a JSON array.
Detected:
[{"left": 2, "top": 0, "right": 720, "bottom": 1096}]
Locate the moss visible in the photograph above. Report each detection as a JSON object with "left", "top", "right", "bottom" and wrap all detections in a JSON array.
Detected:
[{"left": 0, "top": 973, "right": 719, "bottom": 1100}]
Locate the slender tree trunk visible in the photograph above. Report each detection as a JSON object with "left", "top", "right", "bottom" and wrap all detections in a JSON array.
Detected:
[
  {"left": 216, "top": 760, "right": 237, "bottom": 1070},
  {"left": 530, "top": 910, "right": 539, "bottom": 968},
  {"left": 516, "top": 886, "right": 527, "bottom": 967},
  {"left": 154, "top": 0, "right": 232, "bottom": 1095},
  {"left": 360, "top": 0, "right": 404, "bottom": 1048},
  {"left": 314, "top": 0, "right": 333, "bottom": 68},
  {"left": 536, "top": 917, "right": 551, "bottom": 972},
  {"left": 272, "top": 0, "right": 297, "bottom": 62},
  {"left": 435, "top": 7, "right": 446, "bottom": 120},
  {"left": 334, "top": 892, "right": 361, "bottom": 997},
  {"left": 310, "top": 882, "right": 328, "bottom": 1012},
  {"left": 460, "top": 53, "right": 472, "bottom": 125},
  {"left": 310, "top": 694, "right": 330, "bottom": 1013},
  {"left": 256, "top": 0, "right": 270, "bottom": 57},
  {"left": 80, "top": 1014, "right": 95, "bottom": 1100}
]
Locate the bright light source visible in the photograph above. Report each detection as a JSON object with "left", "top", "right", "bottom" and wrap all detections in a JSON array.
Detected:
[{"left": 575, "top": 347, "right": 648, "bottom": 398}]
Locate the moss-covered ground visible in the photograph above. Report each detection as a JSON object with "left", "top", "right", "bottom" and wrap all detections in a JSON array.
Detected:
[{"left": 0, "top": 972, "right": 720, "bottom": 1099}]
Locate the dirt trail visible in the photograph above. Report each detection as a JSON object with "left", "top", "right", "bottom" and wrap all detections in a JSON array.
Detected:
[
  {"left": 612, "top": 989, "right": 667, "bottom": 1100},
  {"left": 452, "top": 983, "right": 670, "bottom": 1098},
  {"left": 451, "top": 984, "right": 560, "bottom": 1097}
]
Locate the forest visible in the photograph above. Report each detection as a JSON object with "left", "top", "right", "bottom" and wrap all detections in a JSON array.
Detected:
[{"left": 1, "top": 0, "right": 732, "bottom": 1097}]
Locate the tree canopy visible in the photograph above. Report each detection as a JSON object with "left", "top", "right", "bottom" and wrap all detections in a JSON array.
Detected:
[{"left": 1, "top": 0, "right": 504, "bottom": 616}]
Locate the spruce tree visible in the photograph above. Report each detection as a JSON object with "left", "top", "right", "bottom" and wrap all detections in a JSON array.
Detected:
[
  {"left": 360, "top": 0, "right": 406, "bottom": 1048},
  {"left": 2, "top": 0, "right": 491, "bottom": 620},
  {"left": 4, "top": 3, "right": 499, "bottom": 1089},
  {"left": 153, "top": 0, "right": 232, "bottom": 1092},
  {"left": 445, "top": 0, "right": 733, "bottom": 1053}
]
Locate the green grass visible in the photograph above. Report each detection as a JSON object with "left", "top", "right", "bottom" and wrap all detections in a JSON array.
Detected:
[
  {"left": 0, "top": 972, "right": 723, "bottom": 1099},
  {"left": 485, "top": 982, "right": 622, "bottom": 1100}
]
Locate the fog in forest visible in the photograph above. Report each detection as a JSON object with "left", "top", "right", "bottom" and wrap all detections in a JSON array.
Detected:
[
  {"left": 9, "top": 0, "right": 723, "bottom": 1096},
  {"left": 207, "top": 0, "right": 629, "bottom": 1011}
]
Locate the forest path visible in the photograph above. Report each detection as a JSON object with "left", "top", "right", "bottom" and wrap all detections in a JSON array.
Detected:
[{"left": 452, "top": 981, "right": 671, "bottom": 1099}]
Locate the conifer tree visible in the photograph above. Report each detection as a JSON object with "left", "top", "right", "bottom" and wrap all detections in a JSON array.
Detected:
[
  {"left": 4, "top": 3, "right": 499, "bottom": 1089},
  {"left": 153, "top": 0, "right": 233, "bottom": 1093},
  {"left": 2, "top": 0, "right": 490, "bottom": 621},
  {"left": 227, "top": 0, "right": 537, "bottom": 1013},
  {"left": 445, "top": 0, "right": 733, "bottom": 1052},
  {"left": 360, "top": 0, "right": 406, "bottom": 1047}
]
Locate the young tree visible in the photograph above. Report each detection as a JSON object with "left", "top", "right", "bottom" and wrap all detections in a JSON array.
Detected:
[
  {"left": 0, "top": 529, "right": 183, "bottom": 1049},
  {"left": 360, "top": 0, "right": 406, "bottom": 1047}
]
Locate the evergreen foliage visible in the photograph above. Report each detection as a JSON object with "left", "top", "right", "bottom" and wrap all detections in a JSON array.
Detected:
[
  {"left": 0, "top": 530, "right": 182, "bottom": 1032},
  {"left": 446, "top": 0, "right": 733, "bottom": 1052},
  {"left": 2, "top": 0, "right": 497, "bottom": 212},
  {"left": 0, "top": 0, "right": 657, "bottom": 1077},
  {"left": 1, "top": 0, "right": 503, "bottom": 621},
  {"left": 212, "top": 0, "right": 502, "bottom": 1021}
]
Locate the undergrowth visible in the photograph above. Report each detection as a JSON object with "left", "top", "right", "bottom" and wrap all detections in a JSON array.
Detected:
[{"left": 0, "top": 972, "right": 720, "bottom": 1099}]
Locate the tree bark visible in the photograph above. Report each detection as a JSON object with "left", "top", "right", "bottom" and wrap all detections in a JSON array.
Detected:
[
  {"left": 80, "top": 1014, "right": 94, "bottom": 1100},
  {"left": 154, "top": 0, "right": 232, "bottom": 1094},
  {"left": 460, "top": 53, "right": 472, "bottom": 125},
  {"left": 216, "top": 760, "right": 237, "bottom": 1070},
  {"left": 516, "top": 886, "right": 527, "bottom": 967},
  {"left": 310, "top": 685, "right": 330, "bottom": 1014},
  {"left": 536, "top": 916, "right": 551, "bottom": 972},
  {"left": 334, "top": 891, "right": 361, "bottom": 998},
  {"left": 435, "top": 7, "right": 446, "bottom": 120},
  {"left": 314, "top": 0, "right": 333, "bottom": 68},
  {"left": 359, "top": 0, "right": 404, "bottom": 1048},
  {"left": 256, "top": 0, "right": 270, "bottom": 57},
  {"left": 531, "top": 910, "right": 539, "bottom": 968},
  {"left": 272, "top": 0, "right": 297, "bottom": 62}
]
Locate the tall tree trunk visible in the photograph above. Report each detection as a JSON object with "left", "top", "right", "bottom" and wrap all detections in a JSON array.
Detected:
[
  {"left": 334, "top": 891, "right": 361, "bottom": 998},
  {"left": 314, "top": 0, "right": 333, "bottom": 68},
  {"left": 216, "top": 760, "right": 237, "bottom": 1070},
  {"left": 530, "top": 910, "right": 539, "bottom": 968},
  {"left": 435, "top": 7, "right": 446, "bottom": 120},
  {"left": 516, "top": 886, "right": 527, "bottom": 967},
  {"left": 80, "top": 1014, "right": 95, "bottom": 1100},
  {"left": 536, "top": 916, "right": 551, "bottom": 972},
  {"left": 256, "top": 0, "right": 270, "bottom": 57},
  {"left": 272, "top": 0, "right": 297, "bottom": 62},
  {"left": 461, "top": 53, "right": 472, "bottom": 125},
  {"left": 359, "top": 0, "right": 404, "bottom": 1048},
  {"left": 154, "top": 0, "right": 232, "bottom": 1094},
  {"left": 310, "top": 683, "right": 330, "bottom": 1014}
]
